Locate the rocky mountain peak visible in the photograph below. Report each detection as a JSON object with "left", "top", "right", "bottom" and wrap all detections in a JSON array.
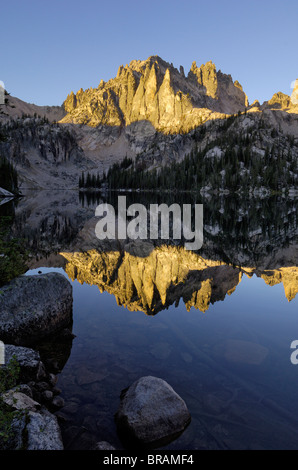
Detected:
[
  {"left": 262, "top": 83, "right": 298, "bottom": 111},
  {"left": 64, "top": 91, "right": 77, "bottom": 113},
  {"left": 264, "top": 92, "right": 292, "bottom": 110},
  {"left": 234, "top": 80, "right": 243, "bottom": 91},
  {"left": 126, "top": 55, "right": 169, "bottom": 76},
  {"left": 60, "top": 55, "right": 249, "bottom": 133},
  {"left": 188, "top": 60, "right": 218, "bottom": 98}
]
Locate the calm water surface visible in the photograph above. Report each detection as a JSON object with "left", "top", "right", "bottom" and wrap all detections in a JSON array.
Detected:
[{"left": 3, "top": 191, "right": 298, "bottom": 450}]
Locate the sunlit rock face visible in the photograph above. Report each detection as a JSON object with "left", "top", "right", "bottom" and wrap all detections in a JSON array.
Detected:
[
  {"left": 260, "top": 267, "right": 298, "bottom": 302},
  {"left": 291, "top": 79, "right": 298, "bottom": 106},
  {"left": 61, "top": 244, "right": 243, "bottom": 315},
  {"left": 188, "top": 61, "right": 249, "bottom": 111},
  {"left": 60, "top": 56, "right": 248, "bottom": 134},
  {"left": 263, "top": 92, "right": 292, "bottom": 110},
  {"left": 263, "top": 84, "right": 298, "bottom": 112}
]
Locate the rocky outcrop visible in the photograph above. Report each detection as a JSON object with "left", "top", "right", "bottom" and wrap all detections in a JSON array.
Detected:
[
  {"left": 60, "top": 55, "right": 248, "bottom": 134},
  {"left": 2, "top": 390, "right": 41, "bottom": 412},
  {"left": 7, "top": 409, "right": 64, "bottom": 450},
  {"left": 263, "top": 92, "right": 292, "bottom": 110},
  {"left": 188, "top": 61, "right": 249, "bottom": 111},
  {"left": 3, "top": 344, "right": 66, "bottom": 408},
  {"left": 262, "top": 85, "right": 298, "bottom": 111},
  {"left": 115, "top": 376, "right": 191, "bottom": 447},
  {"left": 0, "top": 344, "right": 65, "bottom": 450},
  {"left": 0, "top": 273, "right": 73, "bottom": 345},
  {"left": 25, "top": 411, "right": 64, "bottom": 450},
  {"left": 5, "top": 344, "right": 46, "bottom": 382},
  {"left": 0, "top": 116, "right": 91, "bottom": 189}
]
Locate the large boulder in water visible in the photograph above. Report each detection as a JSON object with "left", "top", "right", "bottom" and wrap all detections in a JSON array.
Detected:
[
  {"left": 0, "top": 273, "right": 73, "bottom": 346},
  {"left": 115, "top": 376, "right": 191, "bottom": 447}
]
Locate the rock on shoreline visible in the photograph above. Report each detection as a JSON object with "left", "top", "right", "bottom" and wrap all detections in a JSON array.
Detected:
[
  {"left": 9, "top": 409, "right": 64, "bottom": 450},
  {"left": 1, "top": 344, "right": 64, "bottom": 450},
  {"left": 0, "top": 273, "right": 73, "bottom": 450},
  {"left": 0, "top": 272, "right": 73, "bottom": 345}
]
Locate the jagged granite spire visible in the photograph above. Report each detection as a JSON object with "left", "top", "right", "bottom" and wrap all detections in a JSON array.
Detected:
[{"left": 60, "top": 56, "right": 248, "bottom": 133}]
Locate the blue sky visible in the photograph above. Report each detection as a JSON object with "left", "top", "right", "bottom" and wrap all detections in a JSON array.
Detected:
[{"left": 1, "top": 0, "right": 297, "bottom": 106}]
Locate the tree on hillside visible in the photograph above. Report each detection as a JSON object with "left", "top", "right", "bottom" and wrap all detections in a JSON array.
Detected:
[{"left": 0, "top": 90, "right": 19, "bottom": 193}]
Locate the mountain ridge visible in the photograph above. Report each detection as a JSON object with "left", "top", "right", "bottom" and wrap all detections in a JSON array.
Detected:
[
  {"left": 60, "top": 55, "right": 249, "bottom": 133},
  {"left": 0, "top": 55, "right": 297, "bottom": 191},
  {"left": 1, "top": 56, "right": 297, "bottom": 125}
]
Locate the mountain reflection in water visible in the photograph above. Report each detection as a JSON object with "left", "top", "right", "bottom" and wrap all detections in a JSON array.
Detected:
[
  {"left": 7, "top": 189, "right": 297, "bottom": 315},
  {"left": 2, "top": 190, "right": 298, "bottom": 450},
  {"left": 61, "top": 246, "right": 298, "bottom": 315}
]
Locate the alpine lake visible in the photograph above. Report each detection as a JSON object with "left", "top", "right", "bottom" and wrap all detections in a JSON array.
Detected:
[{"left": 1, "top": 189, "right": 298, "bottom": 450}]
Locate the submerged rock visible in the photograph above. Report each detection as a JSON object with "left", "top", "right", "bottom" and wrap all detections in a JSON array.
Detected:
[
  {"left": 215, "top": 339, "right": 269, "bottom": 365},
  {"left": 94, "top": 441, "right": 116, "bottom": 450},
  {"left": 115, "top": 376, "right": 191, "bottom": 447},
  {"left": 0, "top": 273, "right": 73, "bottom": 345}
]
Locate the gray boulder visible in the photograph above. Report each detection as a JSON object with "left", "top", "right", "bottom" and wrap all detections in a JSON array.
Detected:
[
  {"left": 1, "top": 390, "right": 40, "bottom": 412},
  {"left": 26, "top": 410, "right": 64, "bottom": 450},
  {"left": 115, "top": 376, "right": 191, "bottom": 447},
  {"left": 0, "top": 273, "right": 73, "bottom": 345},
  {"left": 7, "top": 409, "right": 64, "bottom": 450},
  {"left": 5, "top": 344, "right": 46, "bottom": 382}
]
